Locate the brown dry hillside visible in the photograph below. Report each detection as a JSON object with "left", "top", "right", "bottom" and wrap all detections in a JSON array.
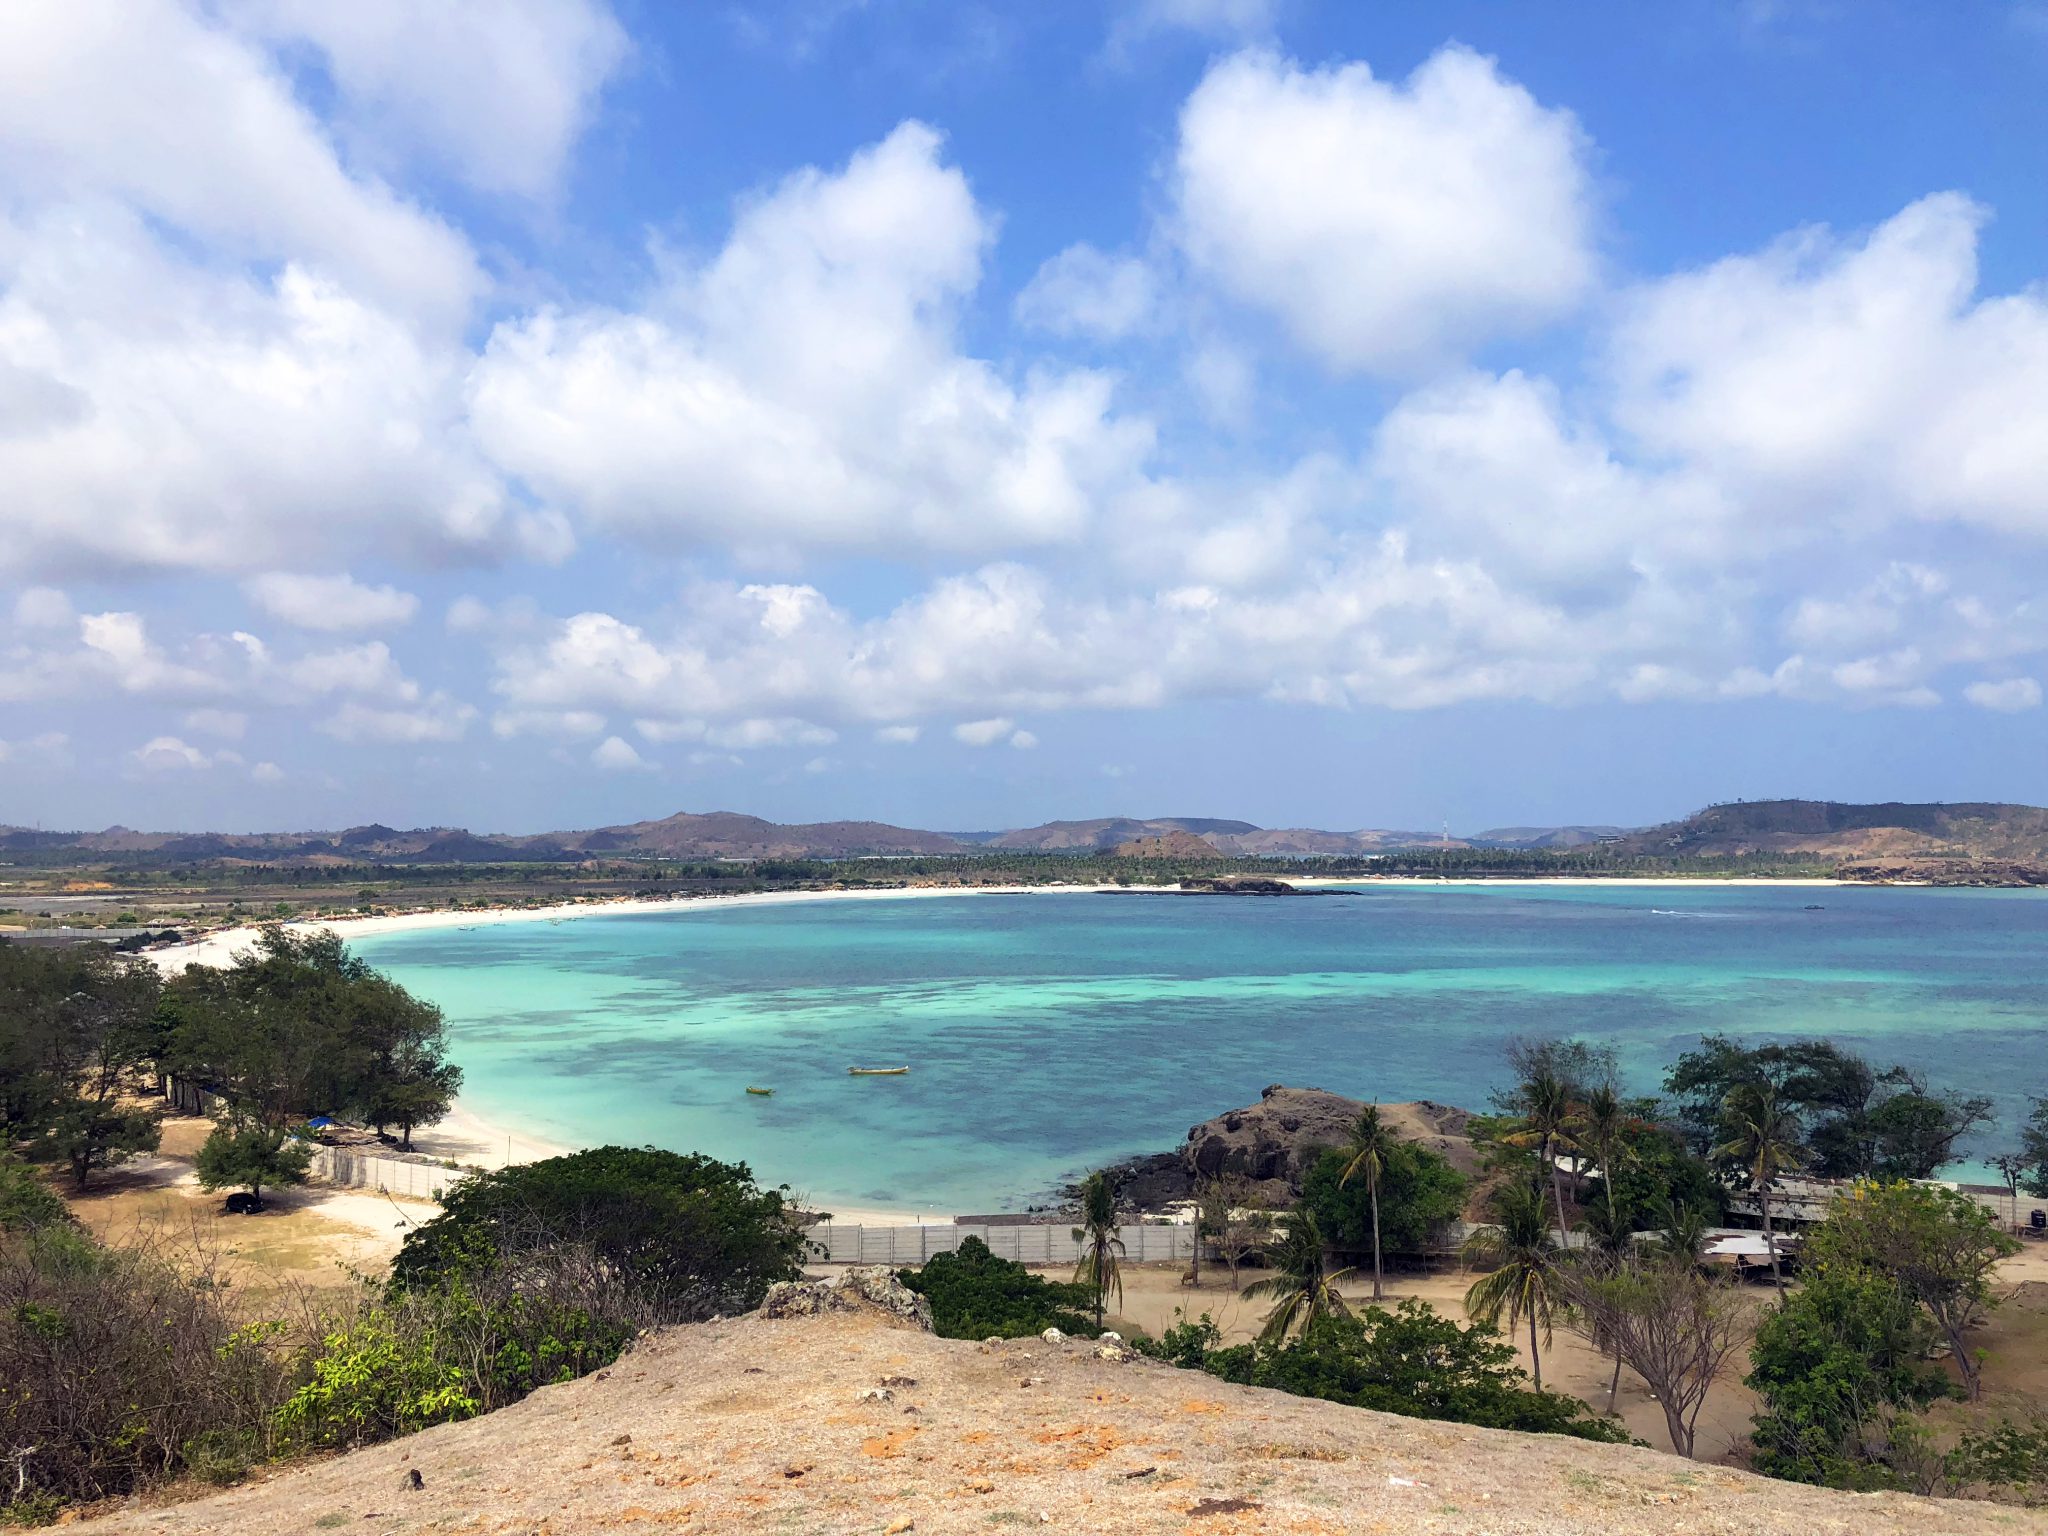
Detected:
[
  {"left": 1617, "top": 799, "right": 2048, "bottom": 862},
  {"left": 79, "top": 1301, "right": 2041, "bottom": 1536}
]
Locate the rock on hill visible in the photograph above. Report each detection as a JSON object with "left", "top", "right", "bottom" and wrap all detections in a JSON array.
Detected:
[
  {"left": 1182, "top": 1085, "right": 1481, "bottom": 1196},
  {"left": 78, "top": 1287, "right": 2021, "bottom": 1535}
]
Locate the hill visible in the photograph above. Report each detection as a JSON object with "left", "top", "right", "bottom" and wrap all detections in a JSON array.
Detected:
[
  {"left": 76, "top": 1299, "right": 2019, "bottom": 1535},
  {"left": 1616, "top": 800, "right": 2048, "bottom": 865},
  {"left": 1111, "top": 829, "right": 1221, "bottom": 858}
]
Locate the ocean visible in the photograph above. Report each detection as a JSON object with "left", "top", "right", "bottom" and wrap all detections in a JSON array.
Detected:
[{"left": 349, "top": 882, "right": 2048, "bottom": 1214}]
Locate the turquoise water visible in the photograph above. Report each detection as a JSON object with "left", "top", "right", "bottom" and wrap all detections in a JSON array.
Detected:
[{"left": 349, "top": 884, "right": 2048, "bottom": 1213}]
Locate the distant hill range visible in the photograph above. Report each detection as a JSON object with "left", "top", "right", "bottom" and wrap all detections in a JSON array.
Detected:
[{"left": 3, "top": 799, "right": 2043, "bottom": 871}]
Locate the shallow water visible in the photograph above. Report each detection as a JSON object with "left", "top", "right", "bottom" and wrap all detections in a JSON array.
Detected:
[{"left": 350, "top": 883, "right": 2048, "bottom": 1213}]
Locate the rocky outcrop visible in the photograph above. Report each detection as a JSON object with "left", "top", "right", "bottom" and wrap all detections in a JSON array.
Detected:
[
  {"left": 1177, "top": 876, "right": 1295, "bottom": 894},
  {"left": 758, "top": 1267, "right": 933, "bottom": 1330},
  {"left": 1181, "top": 1086, "right": 1480, "bottom": 1196}
]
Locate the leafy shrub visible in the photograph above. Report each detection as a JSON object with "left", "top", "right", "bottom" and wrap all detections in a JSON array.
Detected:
[
  {"left": 392, "top": 1146, "right": 805, "bottom": 1320},
  {"left": 1136, "top": 1300, "right": 1633, "bottom": 1444},
  {"left": 0, "top": 1153, "right": 67, "bottom": 1234},
  {"left": 1297, "top": 1143, "right": 1466, "bottom": 1258},
  {"left": 900, "top": 1237, "right": 1100, "bottom": 1339},
  {"left": 1746, "top": 1267, "right": 1950, "bottom": 1486}
]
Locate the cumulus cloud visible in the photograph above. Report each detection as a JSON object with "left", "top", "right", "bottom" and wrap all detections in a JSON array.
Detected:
[
  {"left": 1610, "top": 193, "right": 2048, "bottom": 538},
  {"left": 182, "top": 708, "right": 248, "bottom": 740},
  {"left": 1175, "top": 46, "right": 1595, "bottom": 373},
  {"left": 1015, "top": 244, "right": 1158, "bottom": 340},
  {"left": 875, "top": 725, "right": 921, "bottom": 744},
  {"left": 953, "top": 716, "right": 1017, "bottom": 746},
  {"left": 11, "top": 587, "right": 72, "bottom": 629},
  {"left": 245, "top": 572, "right": 421, "bottom": 632},
  {"left": 128, "top": 735, "right": 215, "bottom": 773},
  {"left": 224, "top": 0, "right": 628, "bottom": 200},
  {"left": 590, "top": 733, "right": 652, "bottom": 771},
  {"left": 469, "top": 123, "right": 1155, "bottom": 557},
  {"left": 0, "top": 0, "right": 480, "bottom": 325},
  {"left": 1964, "top": 677, "right": 2042, "bottom": 712}
]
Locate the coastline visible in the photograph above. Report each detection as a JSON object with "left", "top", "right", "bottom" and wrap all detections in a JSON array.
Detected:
[{"left": 145, "top": 872, "right": 1858, "bottom": 1221}]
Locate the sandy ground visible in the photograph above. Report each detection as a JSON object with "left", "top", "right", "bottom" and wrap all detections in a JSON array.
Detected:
[{"left": 74, "top": 1305, "right": 2031, "bottom": 1536}]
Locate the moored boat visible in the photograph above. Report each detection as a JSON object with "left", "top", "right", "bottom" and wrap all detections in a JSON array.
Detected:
[
  {"left": 745, "top": 1086, "right": 775, "bottom": 1096},
  {"left": 847, "top": 1066, "right": 910, "bottom": 1076}
]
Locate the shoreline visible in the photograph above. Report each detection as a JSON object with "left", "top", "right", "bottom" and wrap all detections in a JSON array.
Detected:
[{"left": 144, "top": 871, "right": 1866, "bottom": 1224}]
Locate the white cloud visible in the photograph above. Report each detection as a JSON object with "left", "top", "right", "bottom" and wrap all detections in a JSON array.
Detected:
[
  {"left": 1015, "top": 244, "right": 1158, "bottom": 340},
  {"left": 0, "top": 0, "right": 480, "bottom": 326},
  {"left": 129, "top": 735, "right": 214, "bottom": 773},
  {"left": 0, "top": 210, "right": 534, "bottom": 579},
  {"left": 875, "top": 725, "right": 921, "bottom": 744},
  {"left": 245, "top": 572, "right": 421, "bottom": 632},
  {"left": 704, "top": 718, "right": 838, "bottom": 750},
  {"left": 0, "top": 731, "right": 68, "bottom": 767},
  {"left": 182, "top": 708, "right": 248, "bottom": 740},
  {"left": 1610, "top": 193, "right": 2048, "bottom": 539},
  {"left": 251, "top": 760, "right": 285, "bottom": 783},
  {"left": 1109, "top": 0, "right": 1281, "bottom": 53},
  {"left": 225, "top": 0, "right": 628, "bottom": 200},
  {"left": 1964, "top": 677, "right": 2041, "bottom": 712},
  {"left": 1175, "top": 47, "right": 1595, "bottom": 373},
  {"left": 492, "top": 708, "right": 606, "bottom": 739},
  {"left": 318, "top": 697, "right": 475, "bottom": 743},
  {"left": 590, "top": 733, "right": 652, "bottom": 771},
  {"left": 11, "top": 587, "right": 71, "bottom": 629},
  {"left": 469, "top": 123, "right": 1154, "bottom": 557},
  {"left": 1009, "top": 729, "right": 1039, "bottom": 749},
  {"left": 953, "top": 716, "right": 1017, "bottom": 746}
]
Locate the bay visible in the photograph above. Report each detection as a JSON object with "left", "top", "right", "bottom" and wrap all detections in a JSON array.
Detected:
[{"left": 349, "top": 883, "right": 2048, "bottom": 1214}]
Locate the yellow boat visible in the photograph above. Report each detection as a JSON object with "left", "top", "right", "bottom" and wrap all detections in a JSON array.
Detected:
[
  {"left": 745, "top": 1086, "right": 774, "bottom": 1096},
  {"left": 847, "top": 1066, "right": 910, "bottom": 1076}
]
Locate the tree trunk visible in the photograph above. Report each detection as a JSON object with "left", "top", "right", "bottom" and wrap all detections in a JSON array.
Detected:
[
  {"left": 1945, "top": 1315, "right": 1980, "bottom": 1397},
  {"left": 1662, "top": 1399, "right": 1695, "bottom": 1459},
  {"left": 1759, "top": 1185, "right": 1784, "bottom": 1295},
  {"left": 1528, "top": 1310, "right": 1543, "bottom": 1391},
  {"left": 401, "top": 1119, "right": 414, "bottom": 1151},
  {"left": 1369, "top": 1181, "right": 1384, "bottom": 1302},
  {"left": 1607, "top": 1352, "right": 1623, "bottom": 1414}
]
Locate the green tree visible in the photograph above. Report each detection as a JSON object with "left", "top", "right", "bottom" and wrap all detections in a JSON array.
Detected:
[
  {"left": 1243, "top": 1210, "right": 1351, "bottom": 1344},
  {"left": 392, "top": 1147, "right": 805, "bottom": 1321},
  {"left": 1745, "top": 1267, "right": 1948, "bottom": 1486},
  {"left": 1714, "top": 1081, "right": 1805, "bottom": 1295},
  {"left": 1335, "top": 1106, "right": 1396, "bottom": 1300},
  {"left": 1463, "top": 1182, "right": 1559, "bottom": 1390},
  {"left": 0, "top": 1149, "right": 69, "bottom": 1232},
  {"left": 902, "top": 1236, "right": 1099, "bottom": 1339},
  {"left": 1499, "top": 1066, "right": 1581, "bottom": 1238},
  {"left": 1070, "top": 1169, "right": 1124, "bottom": 1329},
  {"left": 1299, "top": 1140, "right": 1466, "bottom": 1264},
  {"left": 194, "top": 1121, "right": 312, "bottom": 1206},
  {"left": 0, "top": 942, "right": 164, "bottom": 1188},
  {"left": 2021, "top": 1098, "right": 2048, "bottom": 1199},
  {"left": 1805, "top": 1180, "right": 2019, "bottom": 1399}
]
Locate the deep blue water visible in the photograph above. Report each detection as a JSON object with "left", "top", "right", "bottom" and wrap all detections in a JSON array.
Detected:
[{"left": 349, "top": 883, "right": 2048, "bottom": 1213}]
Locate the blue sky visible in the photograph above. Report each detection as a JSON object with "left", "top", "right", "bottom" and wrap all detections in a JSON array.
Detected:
[{"left": 2, "top": 0, "right": 2045, "bottom": 835}]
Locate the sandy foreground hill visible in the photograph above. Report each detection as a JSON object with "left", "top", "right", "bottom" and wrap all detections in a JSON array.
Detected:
[{"left": 80, "top": 1286, "right": 2039, "bottom": 1536}]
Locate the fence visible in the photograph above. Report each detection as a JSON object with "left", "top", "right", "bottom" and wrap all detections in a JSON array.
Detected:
[
  {"left": 809, "top": 1220, "right": 1195, "bottom": 1267},
  {"left": 309, "top": 1146, "right": 466, "bottom": 1203}
]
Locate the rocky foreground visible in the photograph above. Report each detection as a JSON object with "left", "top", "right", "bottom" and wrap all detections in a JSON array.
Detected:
[{"left": 79, "top": 1274, "right": 2037, "bottom": 1536}]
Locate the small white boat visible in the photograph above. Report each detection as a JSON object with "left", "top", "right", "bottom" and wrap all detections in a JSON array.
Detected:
[{"left": 847, "top": 1066, "right": 910, "bottom": 1076}]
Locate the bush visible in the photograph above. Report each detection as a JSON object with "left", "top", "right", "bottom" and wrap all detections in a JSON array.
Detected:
[
  {"left": 1747, "top": 1267, "right": 1951, "bottom": 1486},
  {"left": 0, "top": 1225, "right": 293, "bottom": 1516},
  {"left": 900, "top": 1237, "right": 1100, "bottom": 1339},
  {"left": 1297, "top": 1142, "right": 1467, "bottom": 1258},
  {"left": 195, "top": 1121, "right": 313, "bottom": 1203},
  {"left": 391, "top": 1146, "right": 807, "bottom": 1320},
  {"left": 1137, "top": 1300, "right": 1633, "bottom": 1444}
]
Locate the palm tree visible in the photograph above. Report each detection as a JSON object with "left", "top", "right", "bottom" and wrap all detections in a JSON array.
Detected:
[
  {"left": 1464, "top": 1182, "right": 1561, "bottom": 1390},
  {"left": 1654, "top": 1195, "right": 1713, "bottom": 1269},
  {"left": 1501, "top": 1066, "right": 1581, "bottom": 1240},
  {"left": 1071, "top": 1170, "right": 1125, "bottom": 1328},
  {"left": 1337, "top": 1105, "right": 1397, "bottom": 1300},
  {"left": 1713, "top": 1081, "right": 1806, "bottom": 1296},
  {"left": 1579, "top": 1080, "right": 1632, "bottom": 1227},
  {"left": 1243, "top": 1210, "right": 1353, "bottom": 1344},
  {"left": 1578, "top": 1194, "right": 1635, "bottom": 1412}
]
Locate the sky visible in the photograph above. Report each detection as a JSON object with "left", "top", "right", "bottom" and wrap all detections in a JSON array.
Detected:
[{"left": 2, "top": 0, "right": 2046, "bottom": 836}]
